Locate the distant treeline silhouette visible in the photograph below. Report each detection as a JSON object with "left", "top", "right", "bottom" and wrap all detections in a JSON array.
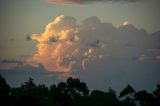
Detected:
[{"left": 0, "top": 75, "right": 160, "bottom": 106}]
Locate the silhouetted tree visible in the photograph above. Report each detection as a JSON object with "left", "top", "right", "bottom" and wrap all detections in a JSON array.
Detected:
[
  {"left": 0, "top": 75, "right": 11, "bottom": 106},
  {"left": 119, "top": 85, "right": 136, "bottom": 106},
  {"left": 120, "top": 96, "right": 136, "bottom": 106},
  {"left": 49, "top": 84, "right": 62, "bottom": 106},
  {"left": 119, "top": 84, "right": 135, "bottom": 98},
  {"left": 49, "top": 77, "right": 89, "bottom": 106},
  {"left": 11, "top": 77, "right": 50, "bottom": 106},
  {"left": 88, "top": 88, "right": 118, "bottom": 106},
  {"left": 152, "top": 84, "right": 160, "bottom": 106},
  {"left": 134, "top": 90, "right": 153, "bottom": 106},
  {"left": 0, "top": 74, "right": 159, "bottom": 106},
  {"left": 67, "top": 77, "right": 89, "bottom": 98}
]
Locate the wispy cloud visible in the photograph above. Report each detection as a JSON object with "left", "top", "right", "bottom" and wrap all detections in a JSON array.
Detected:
[
  {"left": 0, "top": 59, "right": 24, "bottom": 64},
  {"left": 47, "top": 0, "right": 157, "bottom": 4}
]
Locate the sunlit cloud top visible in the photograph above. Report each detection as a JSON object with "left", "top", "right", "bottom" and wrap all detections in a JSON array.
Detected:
[
  {"left": 27, "top": 15, "right": 105, "bottom": 72},
  {"left": 26, "top": 15, "right": 160, "bottom": 73},
  {"left": 122, "top": 21, "right": 129, "bottom": 26}
]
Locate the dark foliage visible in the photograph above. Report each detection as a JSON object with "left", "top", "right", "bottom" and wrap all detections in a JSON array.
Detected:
[{"left": 0, "top": 74, "right": 160, "bottom": 106}]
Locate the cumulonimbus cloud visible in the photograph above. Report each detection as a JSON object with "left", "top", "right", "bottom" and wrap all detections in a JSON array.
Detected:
[
  {"left": 27, "top": 15, "right": 106, "bottom": 72},
  {"left": 27, "top": 15, "right": 160, "bottom": 73},
  {"left": 47, "top": 0, "right": 158, "bottom": 4}
]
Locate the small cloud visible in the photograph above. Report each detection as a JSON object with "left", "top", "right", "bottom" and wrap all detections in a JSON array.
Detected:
[
  {"left": 89, "top": 40, "right": 106, "bottom": 48},
  {"left": 0, "top": 59, "right": 24, "bottom": 64},
  {"left": 19, "top": 54, "right": 32, "bottom": 58},
  {"left": 89, "top": 40, "right": 101, "bottom": 47},
  {"left": 49, "top": 35, "right": 59, "bottom": 42},
  {"left": 47, "top": 0, "right": 150, "bottom": 5},
  {"left": 122, "top": 21, "right": 129, "bottom": 26},
  {"left": 26, "top": 34, "right": 31, "bottom": 41},
  {"left": 47, "top": 0, "right": 102, "bottom": 4},
  {"left": 0, "top": 59, "right": 26, "bottom": 70}
]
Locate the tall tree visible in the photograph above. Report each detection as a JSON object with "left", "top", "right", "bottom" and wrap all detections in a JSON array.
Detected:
[
  {"left": 0, "top": 75, "right": 11, "bottom": 106},
  {"left": 152, "top": 84, "right": 160, "bottom": 106}
]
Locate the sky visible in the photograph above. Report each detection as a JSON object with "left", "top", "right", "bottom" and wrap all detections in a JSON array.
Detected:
[{"left": 0, "top": 0, "right": 160, "bottom": 92}]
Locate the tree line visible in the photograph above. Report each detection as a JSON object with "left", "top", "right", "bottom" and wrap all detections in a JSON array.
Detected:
[{"left": 0, "top": 74, "right": 160, "bottom": 106}]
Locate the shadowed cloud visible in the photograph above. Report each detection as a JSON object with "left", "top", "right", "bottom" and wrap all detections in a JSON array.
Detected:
[{"left": 47, "top": 0, "right": 158, "bottom": 4}]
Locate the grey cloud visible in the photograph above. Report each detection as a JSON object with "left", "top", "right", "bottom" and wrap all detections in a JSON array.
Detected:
[
  {"left": 19, "top": 54, "right": 31, "bottom": 58},
  {"left": 26, "top": 34, "right": 31, "bottom": 41},
  {"left": 89, "top": 40, "right": 101, "bottom": 47},
  {"left": 0, "top": 59, "right": 24, "bottom": 64},
  {"left": 47, "top": 0, "right": 156, "bottom": 4},
  {"left": 56, "top": 16, "right": 160, "bottom": 64},
  {"left": 73, "top": 16, "right": 160, "bottom": 92},
  {"left": 49, "top": 36, "right": 59, "bottom": 42}
]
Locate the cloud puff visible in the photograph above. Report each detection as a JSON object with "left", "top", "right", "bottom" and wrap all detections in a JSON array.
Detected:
[
  {"left": 26, "top": 34, "right": 31, "bottom": 41},
  {"left": 27, "top": 15, "right": 160, "bottom": 74},
  {"left": 47, "top": 0, "right": 157, "bottom": 4}
]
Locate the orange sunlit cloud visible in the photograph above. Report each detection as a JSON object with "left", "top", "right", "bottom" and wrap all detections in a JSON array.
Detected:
[
  {"left": 122, "top": 21, "right": 129, "bottom": 26},
  {"left": 27, "top": 15, "right": 105, "bottom": 72}
]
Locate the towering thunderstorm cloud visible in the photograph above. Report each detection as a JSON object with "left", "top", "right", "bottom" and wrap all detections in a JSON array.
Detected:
[
  {"left": 27, "top": 15, "right": 106, "bottom": 72},
  {"left": 27, "top": 15, "right": 160, "bottom": 73}
]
